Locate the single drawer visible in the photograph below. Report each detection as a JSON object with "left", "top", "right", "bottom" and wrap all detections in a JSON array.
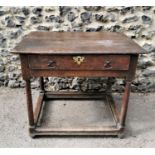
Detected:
[{"left": 28, "top": 54, "right": 130, "bottom": 71}]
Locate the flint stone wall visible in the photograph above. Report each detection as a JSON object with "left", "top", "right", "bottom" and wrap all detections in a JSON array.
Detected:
[{"left": 0, "top": 6, "right": 155, "bottom": 92}]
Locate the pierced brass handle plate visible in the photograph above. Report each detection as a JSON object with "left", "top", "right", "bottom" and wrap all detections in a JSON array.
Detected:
[{"left": 73, "top": 56, "right": 85, "bottom": 65}]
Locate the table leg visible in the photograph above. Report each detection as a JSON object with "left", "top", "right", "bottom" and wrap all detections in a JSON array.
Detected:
[
  {"left": 106, "top": 77, "right": 114, "bottom": 93},
  {"left": 39, "top": 77, "right": 44, "bottom": 92},
  {"left": 119, "top": 81, "right": 131, "bottom": 129},
  {"left": 25, "top": 79, "right": 34, "bottom": 127}
]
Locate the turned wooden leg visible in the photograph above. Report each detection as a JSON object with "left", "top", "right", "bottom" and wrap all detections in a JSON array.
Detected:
[
  {"left": 119, "top": 81, "right": 131, "bottom": 128},
  {"left": 25, "top": 79, "right": 34, "bottom": 127},
  {"left": 39, "top": 77, "right": 44, "bottom": 92}
]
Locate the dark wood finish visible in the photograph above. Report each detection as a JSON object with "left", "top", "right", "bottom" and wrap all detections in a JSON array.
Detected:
[
  {"left": 20, "top": 55, "right": 30, "bottom": 80},
  {"left": 30, "top": 70, "right": 129, "bottom": 78},
  {"left": 28, "top": 54, "right": 130, "bottom": 71},
  {"left": 11, "top": 32, "right": 142, "bottom": 138},
  {"left": 39, "top": 77, "right": 44, "bottom": 92},
  {"left": 127, "top": 55, "right": 139, "bottom": 81},
  {"left": 44, "top": 91, "right": 108, "bottom": 100},
  {"left": 120, "top": 81, "right": 131, "bottom": 128},
  {"left": 34, "top": 93, "right": 44, "bottom": 125},
  {"left": 33, "top": 92, "right": 121, "bottom": 137},
  {"left": 25, "top": 79, "right": 34, "bottom": 126},
  {"left": 12, "top": 32, "right": 145, "bottom": 54},
  {"left": 107, "top": 95, "right": 120, "bottom": 124}
]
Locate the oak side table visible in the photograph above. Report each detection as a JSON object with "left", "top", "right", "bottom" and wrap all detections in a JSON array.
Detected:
[{"left": 12, "top": 32, "right": 144, "bottom": 138}]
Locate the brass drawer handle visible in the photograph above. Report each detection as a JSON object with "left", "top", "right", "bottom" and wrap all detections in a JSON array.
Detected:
[
  {"left": 104, "top": 60, "right": 112, "bottom": 69},
  {"left": 73, "top": 56, "right": 85, "bottom": 65},
  {"left": 48, "top": 60, "right": 56, "bottom": 68}
]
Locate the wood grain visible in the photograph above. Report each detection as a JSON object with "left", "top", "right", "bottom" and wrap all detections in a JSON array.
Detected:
[
  {"left": 28, "top": 54, "right": 130, "bottom": 71},
  {"left": 12, "top": 32, "right": 145, "bottom": 54}
]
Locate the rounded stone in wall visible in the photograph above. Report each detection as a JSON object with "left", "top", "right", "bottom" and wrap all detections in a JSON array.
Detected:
[
  {"left": 80, "top": 12, "right": 92, "bottom": 23},
  {"left": 32, "top": 7, "right": 42, "bottom": 15},
  {"left": 30, "top": 16, "right": 42, "bottom": 24},
  {"left": 106, "top": 7, "right": 119, "bottom": 12},
  {"left": 37, "top": 25, "right": 50, "bottom": 31},
  {"left": 59, "top": 6, "right": 71, "bottom": 16},
  {"left": 0, "top": 73, "right": 8, "bottom": 82},
  {"left": 106, "top": 25, "right": 124, "bottom": 32},
  {"left": 0, "top": 11, "right": 5, "bottom": 16},
  {"left": 142, "top": 6, "right": 152, "bottom": 11},
  {"left": 142, "top": 15, "right": 152, "bottom": 24},
  {"left": 85, "top": 26, "right": 103, "bottom": 32},
  {"left": 120, "top": 7, "right": 135, "bottom": 14},
  {"left": 67, "top": 12, "right": 76, "bottom": 22},
  {"left": 0, "top": 33, "right": 6, "bottom": 47},
  {"left": 9, "top": 30, "right": 22, "bottom": 39},
  {"left": 122, "top": 16, "right": 139, "bottom": 23},
  {"left": 22, "top": 7, "right": 30, "bottom": 16},
  {"left": 84, "top": 6, "right": 101, "bottom": 11},
  {"left": 45, "top": 15, "right": 63, "bottom": 23},
  {"left": 15, "top": 16, "right": 26, "bottom": 24},
  {"left": 142, "top": 43, "right": 155, "bottom": 53}
]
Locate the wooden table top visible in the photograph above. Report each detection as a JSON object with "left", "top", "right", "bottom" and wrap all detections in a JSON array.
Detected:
[{"left": 12, "top": 31, "right": 145, "bottom": 55}]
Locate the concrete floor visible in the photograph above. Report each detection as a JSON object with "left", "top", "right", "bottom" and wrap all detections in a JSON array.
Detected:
[{"left": 0, "top": 88, "right": 155, "bottom": 148}]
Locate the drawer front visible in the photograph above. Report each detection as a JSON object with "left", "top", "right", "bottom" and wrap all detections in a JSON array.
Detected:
[{"left": 28, "top": 54, "right": 130, "bottom": 71}]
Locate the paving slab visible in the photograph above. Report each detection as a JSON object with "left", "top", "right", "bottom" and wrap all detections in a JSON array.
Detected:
[{"left": 0, "top": 88, "right": 155, "bottom": 148}]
